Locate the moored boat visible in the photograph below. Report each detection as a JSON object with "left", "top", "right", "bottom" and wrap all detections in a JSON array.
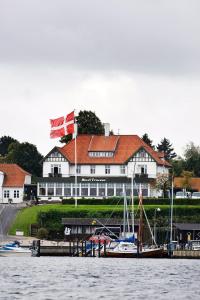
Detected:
[{"left": 0, "top": 241, "right": 31, "bottom": 256}]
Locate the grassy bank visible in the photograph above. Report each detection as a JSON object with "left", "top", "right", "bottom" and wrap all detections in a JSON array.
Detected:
[{"left": 9, "top": 203, "right": 200, "bottom": 236}]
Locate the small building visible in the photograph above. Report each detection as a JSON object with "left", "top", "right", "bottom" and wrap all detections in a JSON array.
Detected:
[
  {"left": 61, "top": 218, "right": 139, "bottom": 241},
  {"left": 37, "top": 133, "right": 171, "bottom": 201},
  {"left": 173, "top": 223, "right": 200, "bottom": 243},
  {"left": 0, "top": 164, "right": 31, "bottom": 203},
  {"left": 174, "top": 177, "right": 200, "bottom": 192}
]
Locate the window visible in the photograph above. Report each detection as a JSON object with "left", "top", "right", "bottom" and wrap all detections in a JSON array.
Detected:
[
  {"left": 81, "top": 183, "right": 89, "bottom": 196},
  {"left": 120, "top": 165, "right": 126, "bottom": 174},
  {"left": 99, "top": 183, "right": 106, "bottom": 197},
  {"left": 76, "top": 165, "right": 81, "bottom": 174},
  {"left": 4, "top": 190, "right": 9, "bottom": 198},
  {"left": 55, "top": 183, "right": 62, "bottom": 196},
  {"left": 64, "top": 183, "right": 71, "bottom": 196},
  {"left": 105, "top": 165, "right": 110, "bottom": 174},
  {"left": 72, "top": 184, "right": 80, "bottom": 196},
  {"left": 90, "top": 165, "right": 96, "bottom": 174},
  {"left": 47, "top": 183, "right": 54, "bottom": 196},
  {"left": 107, "top": 183, "right": 114, "bottom": 196},
  {"left": 14, "top": 190, "right": 19, "bottom": 198},
  {"left": 90, "top": 183, "right": 97, "bottom": 196},
  {"left": 39, "top": 183, "right": 46, "bottom": 196},
  {"left": 89, "top": 152, "right": 114, "bottom": 157},
  {"left": 116, "top": 183, "right": 123, "bottom": 196},
  {"left": 50, "top": 164, "right": 61, "bottom": 177},
  {"left": 138, "top": 165, "right": 147, "bottom": 174}
]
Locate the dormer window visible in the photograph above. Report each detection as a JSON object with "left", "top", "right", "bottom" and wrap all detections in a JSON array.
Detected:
[{"left": 88, "top": 151, "right": 114, "bottom": 157}]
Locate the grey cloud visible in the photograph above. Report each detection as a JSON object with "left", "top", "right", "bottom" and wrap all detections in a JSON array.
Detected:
[{"left": 0, "top": 0, "right": 200, "bottom": 74}]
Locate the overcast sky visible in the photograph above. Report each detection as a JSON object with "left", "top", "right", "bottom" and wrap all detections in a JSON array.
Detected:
[{"left": 0, "top": 0, "right": 200, "bottom": 156}]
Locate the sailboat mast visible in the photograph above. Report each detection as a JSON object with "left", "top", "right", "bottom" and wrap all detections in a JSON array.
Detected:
[
  {"left": 138, "top": 184, "right": 143, "bottom": 251},
  {"left": 170, "top": 177, "right": 174, "bottom": 244}
]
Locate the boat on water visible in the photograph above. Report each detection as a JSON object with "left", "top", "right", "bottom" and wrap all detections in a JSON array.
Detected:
[
  {"left": 101, "top": 183, "right": 166, "bottom": 258},
  {"left": 0, "top": 241, "right": 31, "bottom": 256}
]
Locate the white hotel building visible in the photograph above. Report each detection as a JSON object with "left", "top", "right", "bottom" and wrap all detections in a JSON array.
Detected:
[{"left": 37, "top": 132, "right": 171, "bottom": 200}]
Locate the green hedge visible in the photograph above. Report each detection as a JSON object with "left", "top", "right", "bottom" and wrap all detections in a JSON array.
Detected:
[{"left": 61, "top": 197, "right": 200, "bottom": 206}]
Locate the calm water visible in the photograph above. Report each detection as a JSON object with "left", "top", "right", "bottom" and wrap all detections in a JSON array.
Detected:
[{"left": 0, "top": 257, "right": 199, "bottom": 300}]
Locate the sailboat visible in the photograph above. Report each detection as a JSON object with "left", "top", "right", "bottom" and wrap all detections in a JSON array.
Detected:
[{"left": 103, "top": 184, "right": 166, "bottom": 258}]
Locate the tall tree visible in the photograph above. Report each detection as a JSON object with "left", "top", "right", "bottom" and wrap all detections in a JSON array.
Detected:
[
  {"left": 76, "top": 110, "right": 104, "bottom": 134},
  {"left": 0, "top": 136, "right": 18, "bottom": 156},
  {"left": 157, "top": 138, "right": 176, "bottom": 161},
  {"left": 6, "top": 142, "right": 43, "bottom": 177},
  {"left": 184, "top": 142, "right": 200, "bottom": 177},
  {"left": 171, "top": 157, "right": 185, "bottom": 177},
  {"left": 60, "top": 110, "right": 105, "bottom": 143},
  {"left": 141, "top": 133, "right": 154, "bottom": 149}
]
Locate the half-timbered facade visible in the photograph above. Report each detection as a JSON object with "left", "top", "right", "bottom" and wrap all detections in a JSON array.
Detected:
[{"left": 37, "top": 134, "right": 171, "bottom": 200}]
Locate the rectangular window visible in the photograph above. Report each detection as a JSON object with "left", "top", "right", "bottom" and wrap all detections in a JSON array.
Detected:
[
  {"left": 120, "top": 165, "right": 126, "bottom": 174},
  {"left": 105, "top": 165, "right": 110, "bottom": 174},
  {"left": 81, "top": 183, "right": 89, "bottom": 196},
  {"left": 90, "top": 165, "right": 96, "bottom": 174},
  {"left": 90, "top": 183, "right": 97, "bottom": 197},
  {"left": 76, "top": 165, "right": 81, "bottom": 174},
  {"left": 4, "top": 190, "right": 9, "bottom": 198},
  {"left": 99, "top": 183, "right": 106, "bottom": 197},
  {"left": 39, "top": 183, "right": 46, "bottom": 196},
  {"left": 50, "top": 164, "right": 61, "bottom": 177},
  {"left": 55, "top": 183, "right": 62, "bottom": 196},
  {"left": 138, "top": 165, "right": 147, "bottom": 174},
  {"left": 64, "top": 183, "right": 71, "bottom": 196},
  {"left": 107, "top": 183, "right": 114, "bottom": 197},
  {"left": 116, "top": 183, "right": 123, "bottom": 196},
  {"left": 47, "top": 183, "right": 54, "bottom": 196},
  {"left": 72, "top": 184, "right": 80, "bottom": 196},
  {"left": 14, "top": 190, "right": 19, "bottom": 198}
]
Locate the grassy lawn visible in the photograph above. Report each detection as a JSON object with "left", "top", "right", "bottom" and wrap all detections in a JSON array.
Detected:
[{"left": 9, "top": 203, "right": 200, "bottom": 236}]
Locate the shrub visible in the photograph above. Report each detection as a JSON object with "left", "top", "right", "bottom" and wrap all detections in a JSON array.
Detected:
[{"left": 36, "top": 227, "right": 48, "bottom": 239}]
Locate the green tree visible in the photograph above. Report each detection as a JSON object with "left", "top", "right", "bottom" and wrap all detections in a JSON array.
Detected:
[
  {"left": 181, "top": 171, "right": 193, "bottom": 190},
  {"left": 0, "top": 135, "right": 18, "bottom": 156},
  {"left": 6, "top": 142, "right": 43, "bottom": 177},
  {"left": 171, "top": 157, "right": 185, "bottom": 177},
  {"left": 77, "top": 110, "right": 104, "bottom": 134},
  {"left": 142, "top": 133, "right": 154, "bottom": 149},
  {"left": 157, "top": 138, "right": 176, "bottom": 161},
  {"left": 60, "top": 110, "right": 105, "bottom": 143},
  {"left": 184, "top": 142, "right": 200, "bottom": 177}
]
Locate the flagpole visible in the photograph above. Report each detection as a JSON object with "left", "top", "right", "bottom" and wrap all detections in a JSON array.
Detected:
[{"left": 74, "top": 112, "right": 78, "bottom": 207}]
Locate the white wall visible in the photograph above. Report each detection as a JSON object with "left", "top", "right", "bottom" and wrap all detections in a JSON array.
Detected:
[
  {"left": 2, "top": 187, "right": 24, "bottom": 204},
  {"left": 0, "top": 171, "right": 4, "bottom": 202},
  {"left": 43, "top": 161, "right": 70, "bottom": 177},
  {"left": 70, "top": 164, "right": 127, "bottom": 177},
  {"left": 24, "top": 175, "right": 32, "bottom": 184},
  {"left": 157, "top": 165, "right": 169, "bottom": 175},
  {"left": 127, "top": 161, "right": 157, "bottom": 178}
]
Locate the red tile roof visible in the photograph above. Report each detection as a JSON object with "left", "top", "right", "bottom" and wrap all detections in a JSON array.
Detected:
[
  {"left": 58, "top": 135, "right": 171, "bottom": 166},
  {"left": 174, "top": 177, "right": 200, "bottom": 191},
  {"left": 0, "top": 164, "right": 31, "bottom": 187},
  {"left": 88, "top": 135, "right": 119, "bottom": 151}
]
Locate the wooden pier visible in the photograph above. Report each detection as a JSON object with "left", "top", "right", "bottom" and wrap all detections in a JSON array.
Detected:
[
  {"left": 172, "top": 250, "right": 200, "bottom": 258},
  {"left": 31, "top": 240, "right": 107, "bottom": 257}
]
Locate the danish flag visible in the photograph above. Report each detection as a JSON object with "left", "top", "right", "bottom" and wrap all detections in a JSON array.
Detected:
[{"left": 50, "top": 111, "right": 75, "bottom": 138}]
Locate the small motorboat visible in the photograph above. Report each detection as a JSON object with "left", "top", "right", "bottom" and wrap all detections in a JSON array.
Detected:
[{"left": 0, "top": 240, "right": 31, "bottom": 256}]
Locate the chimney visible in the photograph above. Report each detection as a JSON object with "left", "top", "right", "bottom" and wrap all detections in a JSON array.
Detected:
[{"left": 103, "top": 123, "right": 110, "bottom": 137}]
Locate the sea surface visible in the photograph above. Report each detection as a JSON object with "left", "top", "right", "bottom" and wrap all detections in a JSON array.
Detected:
[{"left": 0, "top": 257, "right": 199, "bottom": 300}]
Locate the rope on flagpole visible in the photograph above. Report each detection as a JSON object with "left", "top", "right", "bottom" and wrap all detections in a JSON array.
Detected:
[{"left": 74, "top": 110, "right": 78, "bottom": 207}]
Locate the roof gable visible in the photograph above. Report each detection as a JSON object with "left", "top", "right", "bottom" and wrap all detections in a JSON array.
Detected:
[
  {"left": 127, "top": 146, "right": 156, "bottom": 163},
  {"left": 0, "top": 164, "right": 31, "bottom": 187}
]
